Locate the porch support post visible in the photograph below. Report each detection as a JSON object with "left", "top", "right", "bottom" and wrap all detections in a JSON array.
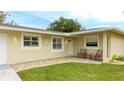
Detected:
[{"left": 103, "top": 32, "right": 108, "bottom": 63}]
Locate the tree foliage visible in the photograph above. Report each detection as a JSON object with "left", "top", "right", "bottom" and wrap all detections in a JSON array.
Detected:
[
  {"left": 0, "top": 11, "right": 8, "bottom": 23},
  {"left": 47, "top": 17, "right": 84, "bottom": 32},
  {"left": 7, "top": 20, "right": 17, "bottom": 25},
  {"left": 0, "top": 11, "right": 17, "bottom": 25}
]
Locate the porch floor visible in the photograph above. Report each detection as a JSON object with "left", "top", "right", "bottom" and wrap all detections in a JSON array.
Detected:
[{"left": 11, "top": 57, "right": 103, "bottom": 72}]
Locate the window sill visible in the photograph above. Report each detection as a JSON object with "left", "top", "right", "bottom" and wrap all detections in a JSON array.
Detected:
[
  {"left": 22, "top": 47, "right": 41, "bottom": 50},
  {"left": 84, "top": 46, "right": 100, "bottom": 49},
  {"left": 51, "top": 49, "right": 64, "bottom": 52}
]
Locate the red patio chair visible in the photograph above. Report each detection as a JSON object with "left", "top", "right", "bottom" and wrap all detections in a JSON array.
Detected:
[
  {"left": 90, "top": 50, "right": 103, "bottom": 61},
  {"left": 77, "top": 49, "right": 87, "bottom": 58}
]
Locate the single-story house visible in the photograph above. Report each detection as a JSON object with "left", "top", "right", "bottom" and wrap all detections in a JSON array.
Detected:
[{"left": 0, "top": 24, "right": 124, "bottom": 65}]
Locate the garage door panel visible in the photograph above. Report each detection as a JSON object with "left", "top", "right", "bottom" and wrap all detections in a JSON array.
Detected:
[
  {"left": 0, "top": 34, "right": 7, "bottom": 65},
  {"left": 0, "top": 57, "right": 6, "bottom": 64}
]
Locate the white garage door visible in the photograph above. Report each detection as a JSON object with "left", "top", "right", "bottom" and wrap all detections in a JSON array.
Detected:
[{"left": 0, "top": 34, "right": 7, "bottom": 65}]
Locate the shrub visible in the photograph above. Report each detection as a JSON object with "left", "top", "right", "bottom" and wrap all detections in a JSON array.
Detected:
[
  {"left": 111, "top": 54, "right": 118, "bottom": 62},
  {"left": 117, "top": 56, "right": 124, "bottom": 61},
  {"left": 111, "top": 54, "right": 124, "bottom": 62}
]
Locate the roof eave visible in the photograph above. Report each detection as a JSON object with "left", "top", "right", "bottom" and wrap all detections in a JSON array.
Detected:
[
  {"left": 0, "top": 25, "right": 124, "bottom": 36},
  {"left": 0, "top": 25, "right": 68, "bottom": 36},
  {"left": 69, "top": 27, "right": 124, "bottom": 36}
]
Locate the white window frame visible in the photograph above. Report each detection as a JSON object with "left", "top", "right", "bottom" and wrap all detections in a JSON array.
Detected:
[
  {"left": 84, "top": 36, "right": 99, "bottom": 49},
  {"left": 51, "top": 36, "right": 64, "bottom": 52},
  {"left": 21, "top": 33, "right": 41, "bottom": 50}
]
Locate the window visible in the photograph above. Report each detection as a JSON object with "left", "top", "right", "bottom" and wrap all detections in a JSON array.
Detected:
[
  {"left": 24, "top": 36, "right": 39, "bottom": 47},
  {"left": 52, "top": 37, "right": 64, "bottom": 52},
  {"left": 84, "top": 36, "right": 99, "bottom": 49},
  {"left": 22, "top": 33, "right": 41, "bottom": 49}
]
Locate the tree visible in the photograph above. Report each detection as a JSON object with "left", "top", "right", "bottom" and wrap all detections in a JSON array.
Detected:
[
  {"left": 7, "top": 20, "right": 18, "bottom": 25},
  {"left": 47, "top": 17, "right": 84, "bottom": 32},
  {"left": 0, "top": 11, "right": 17, "bottom": 25},
  {"left": 0, "top": 11, "right": 8, "bottom": 23}
]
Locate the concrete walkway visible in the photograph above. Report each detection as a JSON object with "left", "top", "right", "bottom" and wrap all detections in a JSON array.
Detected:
[
  {"left": 12, "top": 57, "right": 102, "bottom": 72},
  {"left": 0, "top": 64, "right": 21, "bottom": 81}
]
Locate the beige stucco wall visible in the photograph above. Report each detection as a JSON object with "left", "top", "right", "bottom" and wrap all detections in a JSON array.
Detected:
[
  {"left": 73, "top": 31, "right": 124, "bottom": 62},
  {"left": 0, "top": 30, "right": 70, "bottom": 64},
  {"left": 73, "top": 32, "right": 103, "bottom": 55},
  {"left": 107, "top": 31, "right": 124, "bottom": 57},
  {"left": 102, "top": 31, "right": 124, "bottom": 62},
  {"left": 1, "top": 29, "right": 124, "bottom": 64}
]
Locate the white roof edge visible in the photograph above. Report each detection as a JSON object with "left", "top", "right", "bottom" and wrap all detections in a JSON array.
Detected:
[
  {"left": 69, "top": 27, "right": 124, "bottom": 35},
  {"left": 0, "top": 25, "right": 69, "bottom": 36},
  {"left": 0, "top": 25, "right": 124, "bottom": 36}
]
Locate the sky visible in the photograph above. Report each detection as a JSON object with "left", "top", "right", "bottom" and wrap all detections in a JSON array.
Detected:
[{"left": 5, "top": 0, "right": 124, "bottom": 30}]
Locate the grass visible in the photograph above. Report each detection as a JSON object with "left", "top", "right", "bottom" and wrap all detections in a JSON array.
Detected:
[{"left": 18, "top": 63, "right": 124, "bottom": 81}]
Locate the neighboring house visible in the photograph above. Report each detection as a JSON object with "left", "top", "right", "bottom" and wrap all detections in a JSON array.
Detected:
[{"left": 0, "top": 24, "right": 124, "bottom": 65}]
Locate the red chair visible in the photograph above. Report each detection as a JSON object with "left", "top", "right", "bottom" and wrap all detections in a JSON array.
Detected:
[
  {"left": 90, "top": 50, "right": 103, "bottom": 61},
  {"left": 77, "top": 49, "right": 87, "bottom": 58}
]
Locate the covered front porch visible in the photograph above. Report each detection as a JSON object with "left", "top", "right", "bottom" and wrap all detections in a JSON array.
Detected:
[{"left": 68, "top": 31, "right": 111, "bottom": 62}]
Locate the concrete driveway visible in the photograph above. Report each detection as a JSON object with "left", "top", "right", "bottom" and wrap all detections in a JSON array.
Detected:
[{"left": 0, "top": 64, "right": 21, "bottom": 81}]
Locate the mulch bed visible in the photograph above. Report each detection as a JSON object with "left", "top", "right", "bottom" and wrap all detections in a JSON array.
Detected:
[{"left": 110, "top": 60, "right": 124, "bottom": 65}]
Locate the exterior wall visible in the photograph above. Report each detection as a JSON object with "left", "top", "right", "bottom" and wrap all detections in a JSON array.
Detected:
[
  {"left": 73, "top": 32, "right": 103, "bottom": 55},
  {"left": 102, "top": 32, "right": 108, "bottom": 62},
  {"left": 1, "top": 29, "right": 124, "bottom": 64},
  {"left": 74, "top": 31, "right": 124, "bottom": 62},
  {"left": 0, "top": 30, "right": 69, "bottom": 64},
  {"left": 102, "top": 31, "right": 124, "bottom": 62},
  {"left": 107, "top": 31, "right": 124, "bottom": 57}
]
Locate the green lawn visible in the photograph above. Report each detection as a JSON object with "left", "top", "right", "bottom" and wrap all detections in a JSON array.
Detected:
[{"left": 18, "top": 63, "right": 124, "bottom": 81}]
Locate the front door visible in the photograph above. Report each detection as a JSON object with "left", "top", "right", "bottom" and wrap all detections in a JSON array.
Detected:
[
  {"left": 0, "top": 34, "right": 7, "bottom": 65},
  {"left": 67, "top": 39, "right": 74, "bottom": 56}
]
